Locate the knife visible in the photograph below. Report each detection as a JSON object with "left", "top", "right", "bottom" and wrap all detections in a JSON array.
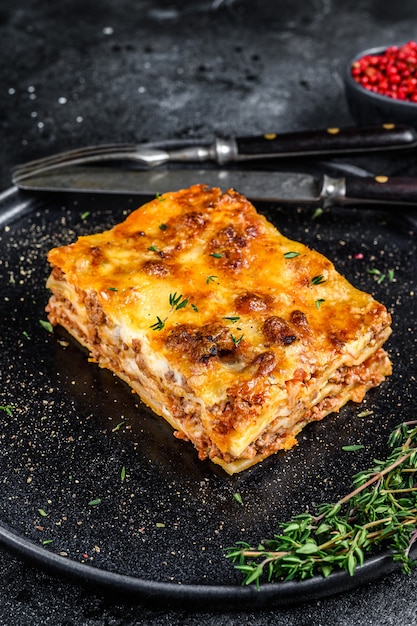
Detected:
[
  {"left": 11, "top": 124, "right": 417, "bottom": 179},
  {"left": 13, "top": 165, "right": 417, "bottom": 207}
]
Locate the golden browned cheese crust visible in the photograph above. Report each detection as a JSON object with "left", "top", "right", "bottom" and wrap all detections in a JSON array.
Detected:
[{"left": 45, "top": 184, "right": 392, "bottom": 474}]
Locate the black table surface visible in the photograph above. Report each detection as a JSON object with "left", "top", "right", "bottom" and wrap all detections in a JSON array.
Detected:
[{"left": 2, "top": 1, "right": 417, "bottom": 624}]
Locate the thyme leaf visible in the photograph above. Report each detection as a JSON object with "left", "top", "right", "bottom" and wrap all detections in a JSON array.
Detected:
[
  {"left": 0, "top": 405, "right": 15, "bottom": 416},
  {"left": 88, "top": 498, "right": 101, "bottom": 507},
  {"left": 234, "top": 492, "right": 243, "bottom": 505},
  {"left": 39, "top": 319, "right": 53, "bottom": 333},
  {"left": 226, "top": 420, "right": 417, "bottom": 586},
  {"left": 342, "top": 444, "right": 365, "bottom": 452},
  {"left": 283, "top": 251, "right": 300, "bottom": 259},
  {"left": 312, "top": 207, "right": 323, "bottom": 220},
  {"left": 169, "top": 292, "right": 188, "bottom": 311},
  {"left": 231, "top": 333, "right": 244, "bottom": 347},
  {"left": 150, "top": 316, "right": 166, "bottom": 331},
  {"left": 311, "top": 274, "right": 326, "bottom": 285}
]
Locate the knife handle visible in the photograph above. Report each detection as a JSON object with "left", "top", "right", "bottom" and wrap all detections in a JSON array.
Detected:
[
  {"left": 234, "top": 124, "right": 417, "bottom": 158},
  {"left": 344, "top": 174, "right": 417, "bottom": 204}
]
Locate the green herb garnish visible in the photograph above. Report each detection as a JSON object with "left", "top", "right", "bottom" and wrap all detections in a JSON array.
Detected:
[
  {"left": 224, "top": 316, "right": 240, "bottom": 323},
  {"left": 342, "top": 444, "right": 365, "bottom": 452},
  {"left": 206, "top": 275, "right": 219, "bottom": 284},
  {"left": 88, "top": 498, "right": 102, "bottom": 507},
  {"left": 210, "top": 252, "right": 224, "bottom": 258},
  {"left": 283, "top": 251, "right": 300, "bottom": 259},
  {"left": 39, "top": 319, "right": 53, "bottom": 333},
  {"left": 0, "top": 405, "right": 15, "bottom": 416},
  {"left": 234, "top": 492, "right": 243, "bottom": 505},
  {"left": 311, "top": 275, "right": 326, "bottom": 285},
  {"left": 231, "top": 334, "right": 244, "bottom": 347},
  {"left": 315, "top": 298, "right": 325, "bottom": 310},
  {"left": 226, "top": 420, "right": 417, "bottom": 587},
  {"left": 159, "top": 223, "right": 168, "bottom": 231},
  {"left": 148, "top": 245, "right": 159, "bottom": 252},
  {"left": 150, "top": 316, "right": 165, "bottom": 331},
  {"left": 169, "top": 292, "right": 188, "bottom": 311}
]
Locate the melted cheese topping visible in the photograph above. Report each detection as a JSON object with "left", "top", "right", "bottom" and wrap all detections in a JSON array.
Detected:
[{"left": 46, "top": 185, "right": 392, "bottom": 473}]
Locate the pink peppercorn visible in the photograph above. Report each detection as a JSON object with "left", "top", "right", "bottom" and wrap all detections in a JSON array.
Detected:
[{"left": 352, "top": 41, "right": 417, "bottom": 102}]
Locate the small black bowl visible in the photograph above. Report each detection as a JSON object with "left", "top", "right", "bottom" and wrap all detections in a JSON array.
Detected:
[{"left": 344, "top": 45, "right": 417, "bottom": 127}]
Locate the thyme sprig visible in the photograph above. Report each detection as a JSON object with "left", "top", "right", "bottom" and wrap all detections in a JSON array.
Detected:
[
  {"left": 226, "top": 421, "right": 417, "bottom": 587},
  {"left": 169, "top": 292, "right": 189, "bottom": 311}
]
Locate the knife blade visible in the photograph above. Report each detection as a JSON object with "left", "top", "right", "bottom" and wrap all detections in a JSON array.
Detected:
[
  {"left": 13, "top": 165, "right": 417, "bottom": 207},
  {"left": 11, "top": 124, "right": 417, "bottom": 180}
]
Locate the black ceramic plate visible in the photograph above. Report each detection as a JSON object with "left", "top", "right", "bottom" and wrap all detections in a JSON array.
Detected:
[{"left": 1, "top": 186, "right": 417, "bottom": 610}]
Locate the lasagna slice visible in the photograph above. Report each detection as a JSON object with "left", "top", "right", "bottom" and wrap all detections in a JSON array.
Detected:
[{"left": 46, "top": 184, "right": 392, "bottom": 474}]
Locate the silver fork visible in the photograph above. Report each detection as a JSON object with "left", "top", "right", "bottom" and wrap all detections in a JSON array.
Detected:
[{"left": 12, "top": 138, "right": 236, "bottom": 184}]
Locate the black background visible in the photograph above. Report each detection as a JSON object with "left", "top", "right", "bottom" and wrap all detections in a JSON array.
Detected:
[{"left": 2, "top": 1, "right": 417, "bottom": 624}]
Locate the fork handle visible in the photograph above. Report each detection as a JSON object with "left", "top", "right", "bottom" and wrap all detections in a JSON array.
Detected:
[{"left": 227, "top": 124, "right": 417, "bottom": 161}]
